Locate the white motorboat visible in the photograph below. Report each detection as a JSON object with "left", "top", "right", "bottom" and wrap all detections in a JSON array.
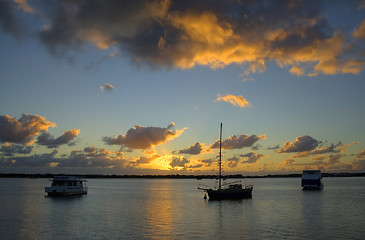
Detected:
[{"left": 45, "top": 176, "right": 87, "bottom": 196}]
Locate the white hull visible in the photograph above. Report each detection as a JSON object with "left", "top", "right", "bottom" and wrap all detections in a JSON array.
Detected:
[{"left": 45, "top": 176, "right": 87, "bottom": 196}]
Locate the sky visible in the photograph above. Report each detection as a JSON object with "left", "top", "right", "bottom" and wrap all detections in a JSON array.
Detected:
[{"left": 1, "top": 0, "right": 365, "bottom": 175}]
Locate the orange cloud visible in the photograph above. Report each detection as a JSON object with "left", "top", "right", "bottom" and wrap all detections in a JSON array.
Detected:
[
  {"left": 353, "top": 19, "right": 365, "bottom": 39},
  {"left": 0, "top": 114, "right": 56, "bottom": 145},
  {"left": 100, "top": 83, "right": 115, "bottom": 92},
  {"left": 80, "top": 29, "right": 117, "bottom": 50},
  {"left": 215, "top": 94, "right": 251, "bottom": 108},
  {"left": 289, "top": 66, "right": 305, "bottom": 76},
  {"left": 13, "top": 0, "right": 35, "bottom": 13}
]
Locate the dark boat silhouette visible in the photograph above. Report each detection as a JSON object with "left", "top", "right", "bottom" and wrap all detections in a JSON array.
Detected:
[{"left": 198, "top": 123, "right": 253, "bottom": 200}]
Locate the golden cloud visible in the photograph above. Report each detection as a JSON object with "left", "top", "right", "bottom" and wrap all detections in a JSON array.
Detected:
[
  {"left": 0, "top": 114, "right": 56, "bottom": 145},
  {"left": 353, "top": 19, "right": 365, "bottom": 39},
  {"left": 215, "top": 94, "right": 251, "bottom": 108}
]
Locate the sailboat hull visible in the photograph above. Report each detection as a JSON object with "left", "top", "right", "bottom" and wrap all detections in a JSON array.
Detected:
[{"left": 206, "top": 187, "right": 253, "bottom": 200}]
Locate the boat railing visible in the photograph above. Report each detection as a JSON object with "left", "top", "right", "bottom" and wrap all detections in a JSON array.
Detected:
[
  {"left": 197, "top": 184, "right": 212, "bottom": 190},
  {"left": 222, "top": 180, "right": 242, "bottom": 186}
]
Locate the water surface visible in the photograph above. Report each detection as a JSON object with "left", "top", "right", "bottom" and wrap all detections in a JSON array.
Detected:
[{"left": 0, "top": 177, "right": 364, "bottom": 239}]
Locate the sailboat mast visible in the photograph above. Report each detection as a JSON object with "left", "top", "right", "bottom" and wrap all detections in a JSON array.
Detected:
[{"left": 219, "top": 123, "right": 222, "bottom": 190}]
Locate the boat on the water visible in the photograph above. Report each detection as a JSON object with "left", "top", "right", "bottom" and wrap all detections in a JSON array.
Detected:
[
  {"left": 301, "top": 170, "right": 323, "bottom": 190},
  {"left": 45, "top": 176, "right": 87, "bottom": 196},
  {"left": 198, "top": 123, "right": 253, "bottom": 200}
]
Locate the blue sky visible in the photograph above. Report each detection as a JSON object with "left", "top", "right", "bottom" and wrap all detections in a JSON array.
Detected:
[{"left": 1, "top": 0, "right": 365, "bottom": 175}]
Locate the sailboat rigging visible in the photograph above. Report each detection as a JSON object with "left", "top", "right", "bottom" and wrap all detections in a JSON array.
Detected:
[{"left": 198, "top": 123, "right": 253, "bottom": 200}]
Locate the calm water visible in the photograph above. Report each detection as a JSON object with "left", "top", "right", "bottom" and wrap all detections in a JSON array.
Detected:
[{"left": 0, "top": 177, "right": 364, "bottom": 240}]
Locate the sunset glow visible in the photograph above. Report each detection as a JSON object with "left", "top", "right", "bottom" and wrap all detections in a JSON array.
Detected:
[{"left": 1, "top": 0, "right": 365, "bottom": 175}]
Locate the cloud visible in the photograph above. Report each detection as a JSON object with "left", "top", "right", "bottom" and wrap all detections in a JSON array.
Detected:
[
  {"left": 0, "top": 143, "right": 32, "bottom": 156},
  {"left": 267, "top": 144, "right": 280, "bottom": 150},
  {"left": 37, "top": 129, "right": 80, "bottom": 148},
  {"left": 200, "top": 159, "right": 213, "bottom": 167},
  {"left": 328, "top": 153, "right": 341, "bottom": 165},
  {"left": 1, "top": 146, "right": 128, "bottom": 169},
  {"left": 66, "top": 147, "right": 127, "bottom": 168},
  {"left": 0, "top": 0, "right": 24, "bottom": 36},
  {"left": 227, "top": 156, "right": 239, "bottom": 168},
  {"left": 2, "top": 1, "right": 363, "bottom": 75},
  {"left": 277, "top": 136, "right": 319, "bottom": 153},
  {"left": 211, "top": 134, "right": 266, "bottom": 150},
  {"left": 241, "top": 77, "right": 255, "bottom": 83},
  {"left": 355, "top": 150, "right": 365, "bottom": 160},
  {"left": 186, "top": 163, "right": 203, "bottom": 169},
  {"left": 1, "top": 149, "right": 59, "bottom": 167},
  {"left": 178, "top": 142, "right": 206, "bottom": 155},
  {"left": 291, "top": 142, "right": 341, "bottom": 158},
  {"left": 131, "top": 155, "right": 160, "bottom": 166},
  {"left": 103, "top": 122, "right": 187, "bottom": 150},
  {"left": 13, "top": 0, "right": 35, "bottom": 14},
  {"left": 215, "top": 94, "right": 251, "bottom": 108},
  {"left": 351, "top": 160, "right": 365, "bottom": 171},
  {"left": 352, "top": 150, "right": 365, "bottom": 171},
  {"left": 241, "top": 151, "right": 264, "bottom": 164},
  {"left": 278, "top": 158, "right": 296, "bottom": 171},
  {"left": 0, "top": 114, "right": 56, "bottom": 145},
  {"left": 353, "top": 19, "right": 365, "bottom": 39},
  {"left": 169, "top": 156, "right": 189, "bottom": 169},
  {"left": 289, "top": 65, "right": 305, "bottom": 76},
  {"left": 100, "top": 83, "right": 115, "bottom": 92}
]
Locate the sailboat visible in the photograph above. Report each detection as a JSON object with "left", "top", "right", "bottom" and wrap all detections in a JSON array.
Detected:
[{"left": 198, "top": 123, "right": 253, "bottom": 200}]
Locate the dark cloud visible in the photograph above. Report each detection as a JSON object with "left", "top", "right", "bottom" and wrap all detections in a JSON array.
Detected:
[
  {"left": 186, "top": 163, "right": 204, "bottom": 169},
  {"left": 0, "top": 149, "right": 58, "bottom": 167},
  {"left": 267, "top": 144, "right": 280, "bottom": 150},
  {"left": 200, "top": 159, "right": 213, "bottom": 167},
  {"left": 37, "top": 129, "right": 80, "bottom": 148},
  {"left": 178, "top": 142, "right": 204, "bottom": 155},
  {"left": 328, "top": 153, "right": 342, "bottom": 165},
  {"left": 241, "top": 151, "right": 264, "bottom": 164},
  {"left": 0, "top": 143, "right": 33, "bottom": 156},
  {"left": 227, "top": 156, "right": 239, "bottom": 168},
  {"left": 0, "top": 146, "right": 127, "bottom": 169},
  {"left": 66, "top": 148, "right": 127, "bottom": 168},
  {"left": 211, "top": 134, "right": 266, "bottom": 150},
  {"left": 292, "top": 142, "right": 341, "bottom": 158},
  {"left": 225, "top": 151, "right": 264, "bottom": 167},
  {"left": 0, "top": 114, "right": 56, "bottom": 144},
  {"left": 277, "top": 135, "right": 319, "bottom": 153},
  {"left": 103, "top": 122, "right": 186, "bottom": 150},
  {"left": 1, "top": 0, "right": 364, "bottom": 74},
  {"left": 169, "top": 156, "right": 189, "bottom": 169},
  {"left": 0, "top": 0, "right": 24, "bottom": 36}
]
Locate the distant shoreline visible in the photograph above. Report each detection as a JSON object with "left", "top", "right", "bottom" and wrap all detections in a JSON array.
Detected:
[{"left": 1, "top": 173, "right": 364, "bottom": 179}]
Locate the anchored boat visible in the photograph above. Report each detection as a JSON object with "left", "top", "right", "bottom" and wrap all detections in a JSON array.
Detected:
[
  {"left": 301, "top": 170, "right": 323, "bottom": 190},
  {"left": 45, "top": 176, "right": 87, "bottom": 196},
  {"left": 198, "top": 123, "right": 253, "bottom": 200}
]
